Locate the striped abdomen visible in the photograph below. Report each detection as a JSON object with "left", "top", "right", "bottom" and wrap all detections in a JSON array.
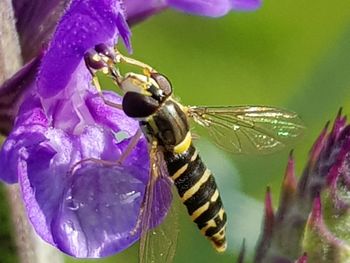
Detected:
[
  {"left": 163, "top": 143, "right": 227, "bottom": 252},
  {"left": 139, "top": 99, "right": 227, "bottom": 250}
]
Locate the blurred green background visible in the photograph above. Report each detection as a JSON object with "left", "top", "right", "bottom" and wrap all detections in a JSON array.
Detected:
[{"left": 3, "top": 0, "right": 350, "bottom": 262}]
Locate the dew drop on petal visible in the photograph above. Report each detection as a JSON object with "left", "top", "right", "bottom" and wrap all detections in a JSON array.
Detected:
[{"left": 66, "top": 196, "right": 81, "bottom": 211}]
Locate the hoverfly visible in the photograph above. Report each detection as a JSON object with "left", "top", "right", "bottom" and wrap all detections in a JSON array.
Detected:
[{"left": 81, "top": 44, "right": 304, "bottom": 262}]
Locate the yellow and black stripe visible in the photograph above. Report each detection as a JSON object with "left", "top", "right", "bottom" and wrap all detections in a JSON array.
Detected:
[
  {"left": 121, "top": 71, "right": 228, "bottom": 252},
  {"left": 164, "top": 138, "right": 227, "bottom": 252}
]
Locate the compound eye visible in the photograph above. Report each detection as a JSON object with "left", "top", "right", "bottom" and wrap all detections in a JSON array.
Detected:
[
  {"left": 122, "top": 92, "right": 160, "bottom": 118},
  {"left": 150, "top": 73, "right": 172, "bottom": 96}
]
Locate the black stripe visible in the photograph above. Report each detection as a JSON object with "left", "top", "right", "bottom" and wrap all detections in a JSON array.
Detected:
[
  {"left": 153, "top": 101, "right": 189, "bottom": 146},
  {"left": 174, "top": 155, "right": 206, "bottom": 197},
  {"left": 196, "top": 197, "right": 223, "bottom": 228},
  {"left": 164, "top": 144, "right": 196, "bottom": 175},
  {"left": 204, "top": 212, "right": 227, "bottom": 237},
  {"left": 174, "top": 153, "right": 200, "bottom": 183},
  {"left": 184, "top": 174, "right": 217, "bottom": 215},
  {"left": 164, "top": 145, "right": 227, "bottom": 247}
]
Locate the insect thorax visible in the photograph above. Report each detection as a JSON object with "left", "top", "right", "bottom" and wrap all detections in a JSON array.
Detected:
[{"left": 140, "top": 99, "right": 190, "bottom": 151}]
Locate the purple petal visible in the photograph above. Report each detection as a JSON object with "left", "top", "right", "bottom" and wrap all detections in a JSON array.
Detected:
[
  {"left": 168, "top": 0, "right": 232, "bottom": 17},
  {"left": 37, "top": 0, "right": 131, "bottom": 99},
  {"left": 18, "top": 140, "right": 62, "bottom": 245},
  {"left": 12, "top": 0, "right": 71, "bottom": 62},
  {"left": 0, "top": 130, "right": 47, "bottom": 184},
  {"left": 0, "top": 95, "right": 48, "bottom": 183},
  {"left": 124, "top": 0, "right": 167, "bottom": 25},
  {"left": 231, "top": 0, "right": 261, "bottom": 11},
  {"left": 86, "top": 91, "right": 139, "bottom": 136},
  {"left": 51, "top": 164, "right": 147, "bottom": 258},
  {"left": 0, "top": 54, "right": 42, "bottom": 136},
  {"left": 17, "top": 124, "right": 73, "bottom": 244},
  {"left": 15, "top": 115, "right": 151, "bottom": 256}
]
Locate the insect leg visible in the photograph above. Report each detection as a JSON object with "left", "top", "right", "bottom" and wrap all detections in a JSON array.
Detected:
[
  {"left": 84, "top": 51, "right": 123, "bottom": 110},
  {"left": 117, "top": 128, "right": 143, "bottom": 165},
  {"left": 68, "top": 129, "right": 142, "bottom": 175},
  {"left": 68, "top": 157, "right": 120, "bottom": 176},
  {"left": 114, "top": 48, "right": 157, "bottom": 78}
]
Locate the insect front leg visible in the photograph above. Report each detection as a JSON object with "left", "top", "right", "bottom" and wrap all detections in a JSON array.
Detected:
[
  {"left": 84, "top": 51, "right": 123, "bottom": 110},
  {"left": 114, "top": 48, "right": 156, "bottom": 81}
]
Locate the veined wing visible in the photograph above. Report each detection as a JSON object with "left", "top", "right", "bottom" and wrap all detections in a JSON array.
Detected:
[
  {"left": 188, "top": 105, "right": 305, "bottom": 154},
  {"left": 138, "top": 142, "right": 179, "bottom": 263}
]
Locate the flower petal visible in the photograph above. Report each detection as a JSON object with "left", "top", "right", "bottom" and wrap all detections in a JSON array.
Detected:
[
  {"left": 167, "top": 0, "right": 232, "bottom": 17},
  {"left": 51, "top": 164, "right": 147, "bottom": 258},
  {"left": 12, "top": 0, "right": 72, "bottom": 61},
  {"left": 37, "top": 0, "right": 131, "bottom": 99},
  {"left": 231, "top": 0, "right": 261, "bottom": 10},
  {"left": 18, "top": 127, "right": 72, "bottom": 245},
  {"left": 86, "top": 91, "right": 139, "bottom": 136},
  {"left": 15, "top": 113, "right": 151, "bottom": 256},
  {"left": 0, "top": 54, "right": 42, "bottom": 136},
  {"left": 0, "top": 95, "right": 48, "bottom": 183},
  {"left": 124, "top": 0, "right": 167, "bottom": 25}
]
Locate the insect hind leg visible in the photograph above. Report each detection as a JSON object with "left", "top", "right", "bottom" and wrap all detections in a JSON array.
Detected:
[
  {"left": 68, "top": 158, "right": 120, "bottom": 176},
  {"left": 68, "top": 129, "right": 143, "bottom": 175}
]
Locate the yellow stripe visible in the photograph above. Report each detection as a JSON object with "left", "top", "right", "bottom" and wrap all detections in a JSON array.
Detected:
[
  {"left": 218, "top": 208, "right": 225, "bottom": 220},
  {"left": 211, "top": 224, "right": 227, "bottom": 240},
  {"left": 174, "top": 131, "right": 192, "bottom": 154},
  {"left": 190, "top": 202, "right": 210, "bottom": 221},
  {"left": 171, "top": 164, "right": 188, "bottom": 180},
  {"left": 200, "top": 208, "right": 226, "bottom": 235},
  {"left": 190, "top": 149, "right": 198, "bottom": 162},
  {"left": 210, "top": 189, "right": 220, "bottom": 202},
  {"left": 200, "top": 219, "right": 217, "bottom": 235},
  {"left": 147, "top": 118, "right": 159, "bottom": 134},
  {"left": 211, "top": 224, "right": 227, "bottom": 252},
  {"left": 190, "top": 190, "right": 219, "bottom": 221},
  {"left": 181, "top": 169, "right": 211, "bottom": 201}
]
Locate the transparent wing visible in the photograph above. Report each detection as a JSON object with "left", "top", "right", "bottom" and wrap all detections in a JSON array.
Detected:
[
  {"left": 139, "top": 190, "right": 179, "bottom": 263},
  {"left": 188, "top": 105, "right": 305, "bottom": 154},
  {"left": 137, "top": 142, "right": 179, "bottom": 263}
]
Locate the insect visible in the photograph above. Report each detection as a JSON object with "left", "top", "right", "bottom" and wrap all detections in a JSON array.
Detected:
[{"left": 82, "top": 44, "right": 304, "bottom": 262}]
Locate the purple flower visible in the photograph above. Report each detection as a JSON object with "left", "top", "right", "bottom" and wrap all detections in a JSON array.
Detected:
[
  {"left": 0, "top": 0, "right": 172, "bottom": 258},
  {"left": 1, "top": 0, "right": 261, "bottom": 136},
  {"left": 0, "top": 0, "right": 261, "bottom": 259}
]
